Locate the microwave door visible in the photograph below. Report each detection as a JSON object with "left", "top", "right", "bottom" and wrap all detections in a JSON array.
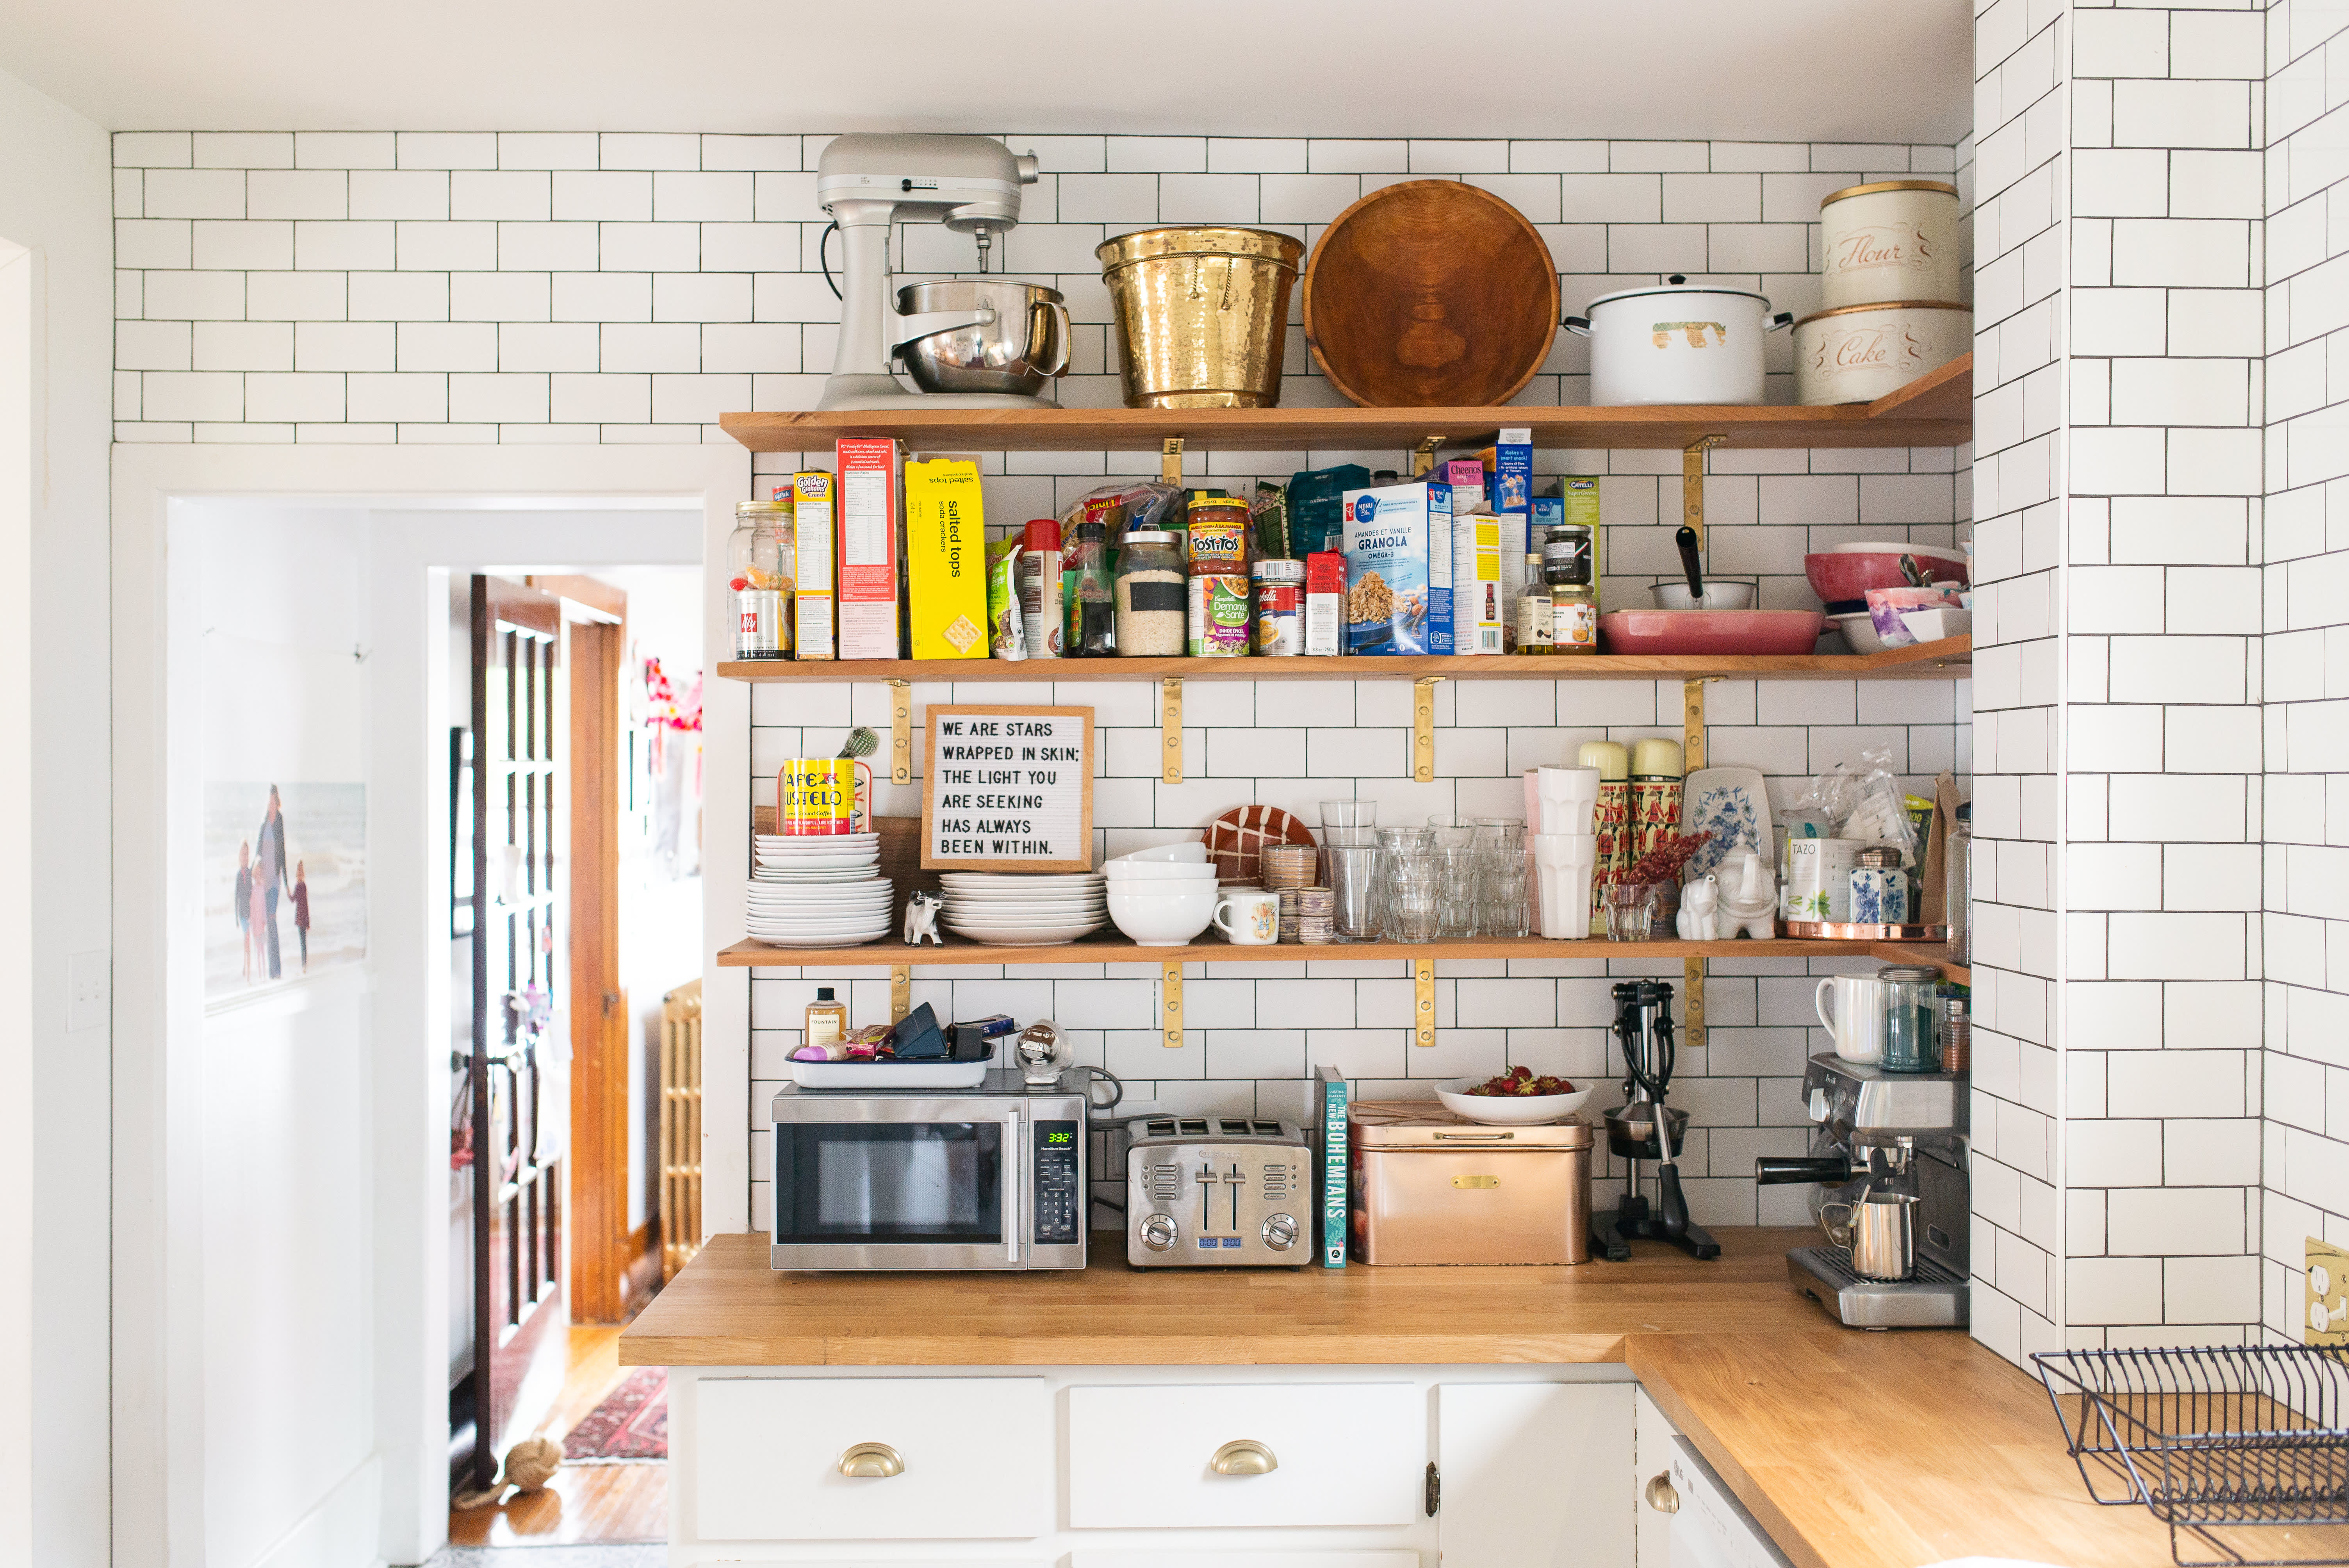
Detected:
[{"left": 771, "top": 1106, "right": 1020, "bottom": 1269}]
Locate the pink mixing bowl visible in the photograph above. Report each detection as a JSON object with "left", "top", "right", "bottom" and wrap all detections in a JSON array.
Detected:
[{"left": 1803, "top": 550, "right": 1969, "bottom": 603}]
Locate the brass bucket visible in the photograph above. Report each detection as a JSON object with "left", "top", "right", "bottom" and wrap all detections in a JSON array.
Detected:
[{"left": 1096, "top": 226, "right": 1305, "bottom": 409}]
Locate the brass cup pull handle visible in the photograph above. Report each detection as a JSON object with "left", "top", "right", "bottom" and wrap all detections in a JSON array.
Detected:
[
  {"left": 838, "top": 1441, "right": 904, "bottom": 1479},
  {"left": 1210, "top": 1439, "right": 1278, "bottom": 1476},
  {"left": 1645, "top": 1472, "right": 1680, "bottom": 1513}
]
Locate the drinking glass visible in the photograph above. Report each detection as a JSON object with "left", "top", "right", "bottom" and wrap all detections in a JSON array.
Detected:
[
  {"left": 1321, "top": 800, "right": 1376, "bottom": 829},
  {"left": 1326, "top": 843, "right": 1384, "bottom": 942},
  {"left": 1438, "top": 846, "right": 1481, "bottom": 938},
  {"left": 1603, "top": 883, "right": 1658, "bottom": 941},
  {"left": 1476, "top": 823, "right": 1529, "bottom": 938},
  {"left": 1382, "top": 848, "right": 1440, "bottom": 941}
]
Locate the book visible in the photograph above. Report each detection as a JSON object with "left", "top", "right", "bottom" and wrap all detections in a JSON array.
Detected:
[{"left": 1316, "top": 1064, "right": 1349, "bottom": 1268}]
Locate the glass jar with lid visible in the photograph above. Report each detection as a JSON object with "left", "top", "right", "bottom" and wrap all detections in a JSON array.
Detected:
[
  {"left": 1114, "top": 529, "right": 1185, "bottom": 657},
  {"left": 728, "top": 499, "right": 795, "bottom": 659},
  {"left": 1877, "top": 963, "right": 1942, "bottom": 1073}
]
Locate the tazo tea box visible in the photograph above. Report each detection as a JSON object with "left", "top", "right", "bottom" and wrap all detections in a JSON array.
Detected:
[
  {"left": 834, "top": 438, "right": 902, "bottom": 659},
  {"left": 902, "top": 457, "right": 989, "bottom": 660},
  {"left": 1340, "top": 479, "right": 1453, "bottom": 655},
  {"left": 788, "top": 470, "right": 836, "bottom": 660}
]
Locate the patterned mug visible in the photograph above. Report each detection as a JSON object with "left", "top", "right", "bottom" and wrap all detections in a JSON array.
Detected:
[{"left": 776, "top": 758, "right": 872, "bottom": 835}]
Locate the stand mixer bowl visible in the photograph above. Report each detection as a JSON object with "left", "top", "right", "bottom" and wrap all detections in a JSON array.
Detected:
[{"left": 895, "top": 280, "right": 1070, "bottom": 397}]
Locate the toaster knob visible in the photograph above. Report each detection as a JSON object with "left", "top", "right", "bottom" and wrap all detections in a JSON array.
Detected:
[
  {"left": 1262, "top": 1213, "right": 1299, "bottom": 1251},
  {"left": 1141, "top": 1213, "right": 1178, "bottom": 1251}
]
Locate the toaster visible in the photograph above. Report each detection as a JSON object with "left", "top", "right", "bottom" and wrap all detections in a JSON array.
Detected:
[{"left": 1125, "top": 1115, "right": 1312, "bottom": 1268}]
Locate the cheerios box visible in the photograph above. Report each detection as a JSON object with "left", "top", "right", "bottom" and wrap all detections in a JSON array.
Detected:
[{"left": 1340, "top": 480, "right": 1453, "bottom": 655}]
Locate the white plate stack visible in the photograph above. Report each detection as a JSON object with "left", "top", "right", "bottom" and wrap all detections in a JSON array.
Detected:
[
  {"left": 749, "top": 833, "right": 892, "bottom": 948},
  {"left": 936, "top": 871, "right": 1107, "bottom": 945}
]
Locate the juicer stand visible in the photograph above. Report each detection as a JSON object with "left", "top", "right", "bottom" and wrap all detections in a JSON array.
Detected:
[{"left": 1592, "top": 985, "right": 1719, "bottom": 1261}]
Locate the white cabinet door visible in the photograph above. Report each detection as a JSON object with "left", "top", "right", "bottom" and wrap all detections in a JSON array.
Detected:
[
  {"left": 1634, "top": 1386, "right": 1678, "bottom": 1568},
  {"left": 1069, "top": 1556, "right": 1420, "bottom": 1568},
  {"left": 1436, "top": 1383, "right": 1633, "bottom": 1568},
  {"left": 1067, "top": 1383, "right": 1422, "bottom": 1529},
  {"left": 695, "top": 1376, "right": 1051, "bottom": 1540}
]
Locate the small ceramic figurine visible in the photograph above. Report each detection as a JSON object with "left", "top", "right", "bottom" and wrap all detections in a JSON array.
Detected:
[
  {"left": 902, "top": 889, "right": 943, "bottom": 946},
  {"left": 1717, "top": 849, "right": 1778, "bottom": 939},
  {"left": 1675, "top": 875, "right": 1721, "bottom": 940}
]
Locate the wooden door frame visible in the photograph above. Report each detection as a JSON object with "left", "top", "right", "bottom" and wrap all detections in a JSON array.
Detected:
[{"left": 561, "top": 603, "right": 636, "bottom": 1324}]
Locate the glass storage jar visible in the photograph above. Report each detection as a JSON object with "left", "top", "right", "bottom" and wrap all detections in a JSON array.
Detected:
[
  {"left": 1114, "top": 529, "right": 1184, "bottom": 656},
  {"left": 728, "top": 499, "right": 795, "bottom": 659},
  {"left": 1877, "top": 964, "right": 1942, "bottom": 1073}
]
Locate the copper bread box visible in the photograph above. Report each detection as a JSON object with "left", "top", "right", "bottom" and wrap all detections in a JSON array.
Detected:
[{"left": 1347, "top": 1101, "right": 1593, "bottom": 1265}]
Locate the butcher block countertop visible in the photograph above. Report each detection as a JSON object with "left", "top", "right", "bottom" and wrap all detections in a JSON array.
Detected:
[{"left": 620, "top": 1227, "right": 1827, "bottom": 1366}]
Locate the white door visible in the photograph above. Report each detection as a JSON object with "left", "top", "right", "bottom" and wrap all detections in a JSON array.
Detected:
[{"left": 1437, "top": 1382, "right": 1634, "bottom": 1568}]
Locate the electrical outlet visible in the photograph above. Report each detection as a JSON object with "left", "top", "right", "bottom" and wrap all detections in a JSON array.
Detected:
[
  {"left": 2306, "top": 1236, "right": 2348, "bottom": 1345},
  {"left": 66, "top": 949, "right": 107, "bottom": 1035}
]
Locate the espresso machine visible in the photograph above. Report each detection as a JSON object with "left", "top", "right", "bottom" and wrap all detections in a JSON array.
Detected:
[
  {"left": 1592, "top": 981, "right": 1718, "bottom": 1262},
  {"left": 1757, "top": 1053, "right": 1969, "bottom": 1328}
]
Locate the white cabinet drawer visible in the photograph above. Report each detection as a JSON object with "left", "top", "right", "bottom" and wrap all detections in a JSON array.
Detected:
[
  {"left": 695, "top": 1376, "right": 1050, "bottom": 1540},
  {"left": 1072, "top": 1556, "right": 1419, "bottom": 1567},
  {"left": 1067, "top": 1383, "right": 1422, "bottom": 1529}
]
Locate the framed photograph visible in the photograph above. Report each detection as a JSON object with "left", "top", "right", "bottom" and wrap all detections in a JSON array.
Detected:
[{"left": 920, "top": 704, "right": 1095, "bottom": 873}]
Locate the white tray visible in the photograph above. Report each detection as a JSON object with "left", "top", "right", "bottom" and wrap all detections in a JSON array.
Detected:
[{"left": 788, "top": 1058, "right": 989, "bottom": 1089}]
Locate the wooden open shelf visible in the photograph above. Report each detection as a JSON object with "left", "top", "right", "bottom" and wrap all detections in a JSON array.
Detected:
[
  {"left": 718, "top": 933, "right": 1957, "bottom": 970},
  {"left": 1873, "top": 941, "right": 1969, "bottom": 985},
  {"left": 720, "top": 636, "right": 1969, "bottom": 685},
  {"left": 720, "top": 355, "right": 1972, "bottom": 454}
]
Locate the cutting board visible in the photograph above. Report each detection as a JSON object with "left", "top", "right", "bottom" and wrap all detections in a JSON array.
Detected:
[{"left": 1303, "top": 180, "right": 1559, "bottom": 408}]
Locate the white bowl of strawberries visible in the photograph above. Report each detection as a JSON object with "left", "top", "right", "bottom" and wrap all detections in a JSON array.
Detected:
[{"left": 1437, "top": 1067, "right": 1595, "bottom": 1126}]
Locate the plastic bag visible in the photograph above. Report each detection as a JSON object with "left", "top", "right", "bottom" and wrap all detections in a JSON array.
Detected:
[{"left": 1797, "top": 745, "right": 1918, "bottom": 862}]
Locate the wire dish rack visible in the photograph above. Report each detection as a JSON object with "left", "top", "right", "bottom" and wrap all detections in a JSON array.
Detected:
[{"left": 2033, "top": 1346, "right": 2349, "bottom": 1566}]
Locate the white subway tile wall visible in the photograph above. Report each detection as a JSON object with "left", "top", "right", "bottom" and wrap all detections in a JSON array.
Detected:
[
  {"left": 2263, "top": 0, "right": 2349, "bottom": 1347},
  {"left": 110, "top": 131, "right": 1970, "bottom": 1239}
]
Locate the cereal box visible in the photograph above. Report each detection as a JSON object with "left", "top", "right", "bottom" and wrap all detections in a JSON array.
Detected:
[
  {"left": 902, "top": 457, "right": 990, "bottom": 660},
  {"left": 1340, "top": 480, "right": 1453, "bottom": 655},
  {"left": 1451, "top": 510, "right": 1504, "bottom": 655},
  {"left": 834, "top": 438, "right": 902, "bottom": 659},
  {"left": 788, "top": 470, "right": 836, "bottom": 660}
]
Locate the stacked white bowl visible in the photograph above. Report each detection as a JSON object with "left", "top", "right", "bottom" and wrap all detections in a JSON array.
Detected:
[
  {"left": 937, "top": 871, "right": 1107, "bottom": 945},
  {"left": 1531, "top": 768, "right": 1601, "bottom": 941},
  {"left": 750, "top": 833, "right": 892, "bottom": 947},
  {"left": 1104, "top": 843, "right": 1220, "bottom": 946}
]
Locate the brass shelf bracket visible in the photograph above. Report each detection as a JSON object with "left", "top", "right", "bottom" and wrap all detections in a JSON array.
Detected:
[
  {"left": 1161, "top": 676, "right": 1183, "bottom": 784},
  {"left": 890, "top": 964, "right": 911, "bottom": 1023},
  {"left": 1411, "top": 435, "right": 1445, "bottom": 478},
  {"left": 1681, "top": 433, "right": 1728, "bottom": 550},
  {"left": 1413, "top": 957, "right": 1436, "bottom": 1047},
  {"left": 1163, "top": 961, "right": 1184, "bottom": 1048},
  {"left": 887, "top": 679, "right": 913, "bottom": 786},
  {"left": 1413, "top": 675, "right": 1444, "bottom": 783},
  {"left": 1161, "top": 436, "right": 1184, "bottom": 485},
  {"left": 1681, "top": 673, "right": 1718, "bottom": 1050}
]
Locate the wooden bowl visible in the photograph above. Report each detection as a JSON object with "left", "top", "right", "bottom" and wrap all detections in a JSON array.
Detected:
[{"left": 1303, "top": 180, "right": 1559, "bottom": 408}]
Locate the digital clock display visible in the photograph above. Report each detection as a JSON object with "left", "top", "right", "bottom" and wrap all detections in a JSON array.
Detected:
[{"left": 1047, "top": 1130, "right": 1073, "bottom": 1145}]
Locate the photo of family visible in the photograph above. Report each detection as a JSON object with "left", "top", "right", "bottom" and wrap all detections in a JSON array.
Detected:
[{"left": 204, "top": 780, "right": 367, "bottom": 1000}]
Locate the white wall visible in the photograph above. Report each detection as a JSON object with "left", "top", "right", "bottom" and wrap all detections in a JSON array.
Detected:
[
  {"left": 2262, "top": 0, "right": 2349, "bottom": 1342},
  {"left": 0, "top": 61, "right": 113, "bottom": 1568}
]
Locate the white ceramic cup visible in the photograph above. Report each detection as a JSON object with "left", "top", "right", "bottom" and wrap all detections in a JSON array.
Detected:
[
  {"left": 1815, "top": 974, "right": 1888, "bottom": 1064},
  {"left": 1212, "top": 889, "right": 1280, "bottom": 946},
  {"left": 1784, "top": 836, "right": 1863, "bottom": 921},
  {"left": 1535, "top": 767, "right": 1603, "bottom": 836},
  {"left": 1531, "top": 834, "right": 1599, "bottom": 940}
]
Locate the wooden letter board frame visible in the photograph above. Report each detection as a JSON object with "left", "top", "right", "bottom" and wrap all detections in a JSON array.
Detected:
[{"left": 920, "top": 704, "right": 1096, "bottom": 873}]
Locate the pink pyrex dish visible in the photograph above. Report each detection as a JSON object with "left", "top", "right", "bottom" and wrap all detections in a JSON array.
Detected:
[{"left": 1598, "top": 609, "right": 1827, "bottom": 656}]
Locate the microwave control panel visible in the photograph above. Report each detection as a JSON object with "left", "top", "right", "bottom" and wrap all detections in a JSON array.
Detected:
[{"left": 1033, "top": 1119, "right": 1081, "bottom": 1246}]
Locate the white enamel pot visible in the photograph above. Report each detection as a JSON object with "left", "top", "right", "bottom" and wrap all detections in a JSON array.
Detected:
[{"left": 1563, "top": 275, "right": 1793, "bottom": 406}]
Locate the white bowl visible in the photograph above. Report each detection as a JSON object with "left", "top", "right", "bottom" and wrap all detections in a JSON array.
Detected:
[
  {"left": 1899, "top": 607, "right": 1972, "bottom": 643},
  {"left": 1829, "top": 611, "right": 1893, "bottom": 654},
  {"left": 1104, "top": 882, "right": 1224, "bottom": 897},
  {"left": 1103, "top": 864, "right": 1220, "bottom": 882},
  {"left": 1649, "top": 582, "right": 1757, "bottom": 611},
  {"left": 1436, "top": 1085, "right": 1595, "bottom": 1125},
  {"left": 1115, "top": 843, "right": 1208, "bottom": 865},
  {"left": 1107, "top": 887, "right": 1217, "bottom": 945}
]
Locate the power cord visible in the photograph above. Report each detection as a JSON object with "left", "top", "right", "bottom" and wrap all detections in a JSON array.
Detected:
[{"left": 819, "top": 221, "right": 841, "bottom": 299}]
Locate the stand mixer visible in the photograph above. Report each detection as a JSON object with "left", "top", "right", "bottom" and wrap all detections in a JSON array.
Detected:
[
  {"left": 815, "top": 133, "right": 1068, "bottom": 411},
  {"left": 1591, "top": 980, "right": 1719, "bottom": 1262}
]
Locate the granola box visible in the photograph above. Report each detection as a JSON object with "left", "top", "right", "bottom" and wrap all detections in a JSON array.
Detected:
[{"left": 1340, "top": 480, "right": 1453, "bottom": 655}]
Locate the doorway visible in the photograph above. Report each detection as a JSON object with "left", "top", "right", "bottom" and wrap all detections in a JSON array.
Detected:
[{"left": 447, "top": 565, "right": 702, "bottom": 1550}]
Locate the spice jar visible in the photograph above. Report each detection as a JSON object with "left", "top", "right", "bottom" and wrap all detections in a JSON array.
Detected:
[
  {"left": 1069, "top": 519, "right": 1119, "bottom": 656},
  {"left": 1516, "top": 553, "right": 1552, "bottom": 653},
  {"left": 1114, "top": 529, "right": 1185, "bottom": 657},
  {"left": 1253, "top": 558, "right": 1304, "bottom": 656},
  {"left": 728, "top": 499, "right": 795, "bottom": 659}
]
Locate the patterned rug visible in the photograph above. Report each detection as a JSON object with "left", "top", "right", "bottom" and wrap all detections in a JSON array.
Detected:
[{"left": 561, "top": 1367, "right": 667, "bottom": 1463}]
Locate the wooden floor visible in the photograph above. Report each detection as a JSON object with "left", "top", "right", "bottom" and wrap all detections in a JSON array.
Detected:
[{"left": 448, "top": 1324, "right": 667, "bottom": 1547}]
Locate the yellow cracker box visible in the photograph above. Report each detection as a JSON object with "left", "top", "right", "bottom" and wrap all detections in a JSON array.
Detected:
[{"left": 903, "top": 458, "right": 990, "bottom": 660}]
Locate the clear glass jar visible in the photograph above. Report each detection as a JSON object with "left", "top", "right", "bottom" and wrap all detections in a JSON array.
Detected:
[
  {"left": 1069, "top": 519, "right": 1119, "bottom": 656},
  {"left": 1113, "top": 529, "right": 1183, "bottom": 656},
  {"left": 1945, "top": 800, "right": 1972, "bottom": 964},
  {"left": 728, "top": 499, "right": 795, "bottom": 659},
  {"left": 1878, "top": 964, "right": 1941, "bottom": 1073}
]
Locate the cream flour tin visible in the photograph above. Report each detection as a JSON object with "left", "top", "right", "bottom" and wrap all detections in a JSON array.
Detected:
[{"left": 1819, "top": 180, "right": 1962, "bottom": 308}]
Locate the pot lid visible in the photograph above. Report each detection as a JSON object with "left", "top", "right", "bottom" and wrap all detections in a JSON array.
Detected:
[
  {"left": 1579, "top": 274, "right": 1775, "bottom": 312},
  {"left": 1349, "top": 1099, "right": 1593, "bottom": 1148}
]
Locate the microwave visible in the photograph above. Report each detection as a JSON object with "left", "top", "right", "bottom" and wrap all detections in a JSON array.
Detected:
[{"left": 769, "top": 1071, "right": 1087, "bottom": 1271}]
